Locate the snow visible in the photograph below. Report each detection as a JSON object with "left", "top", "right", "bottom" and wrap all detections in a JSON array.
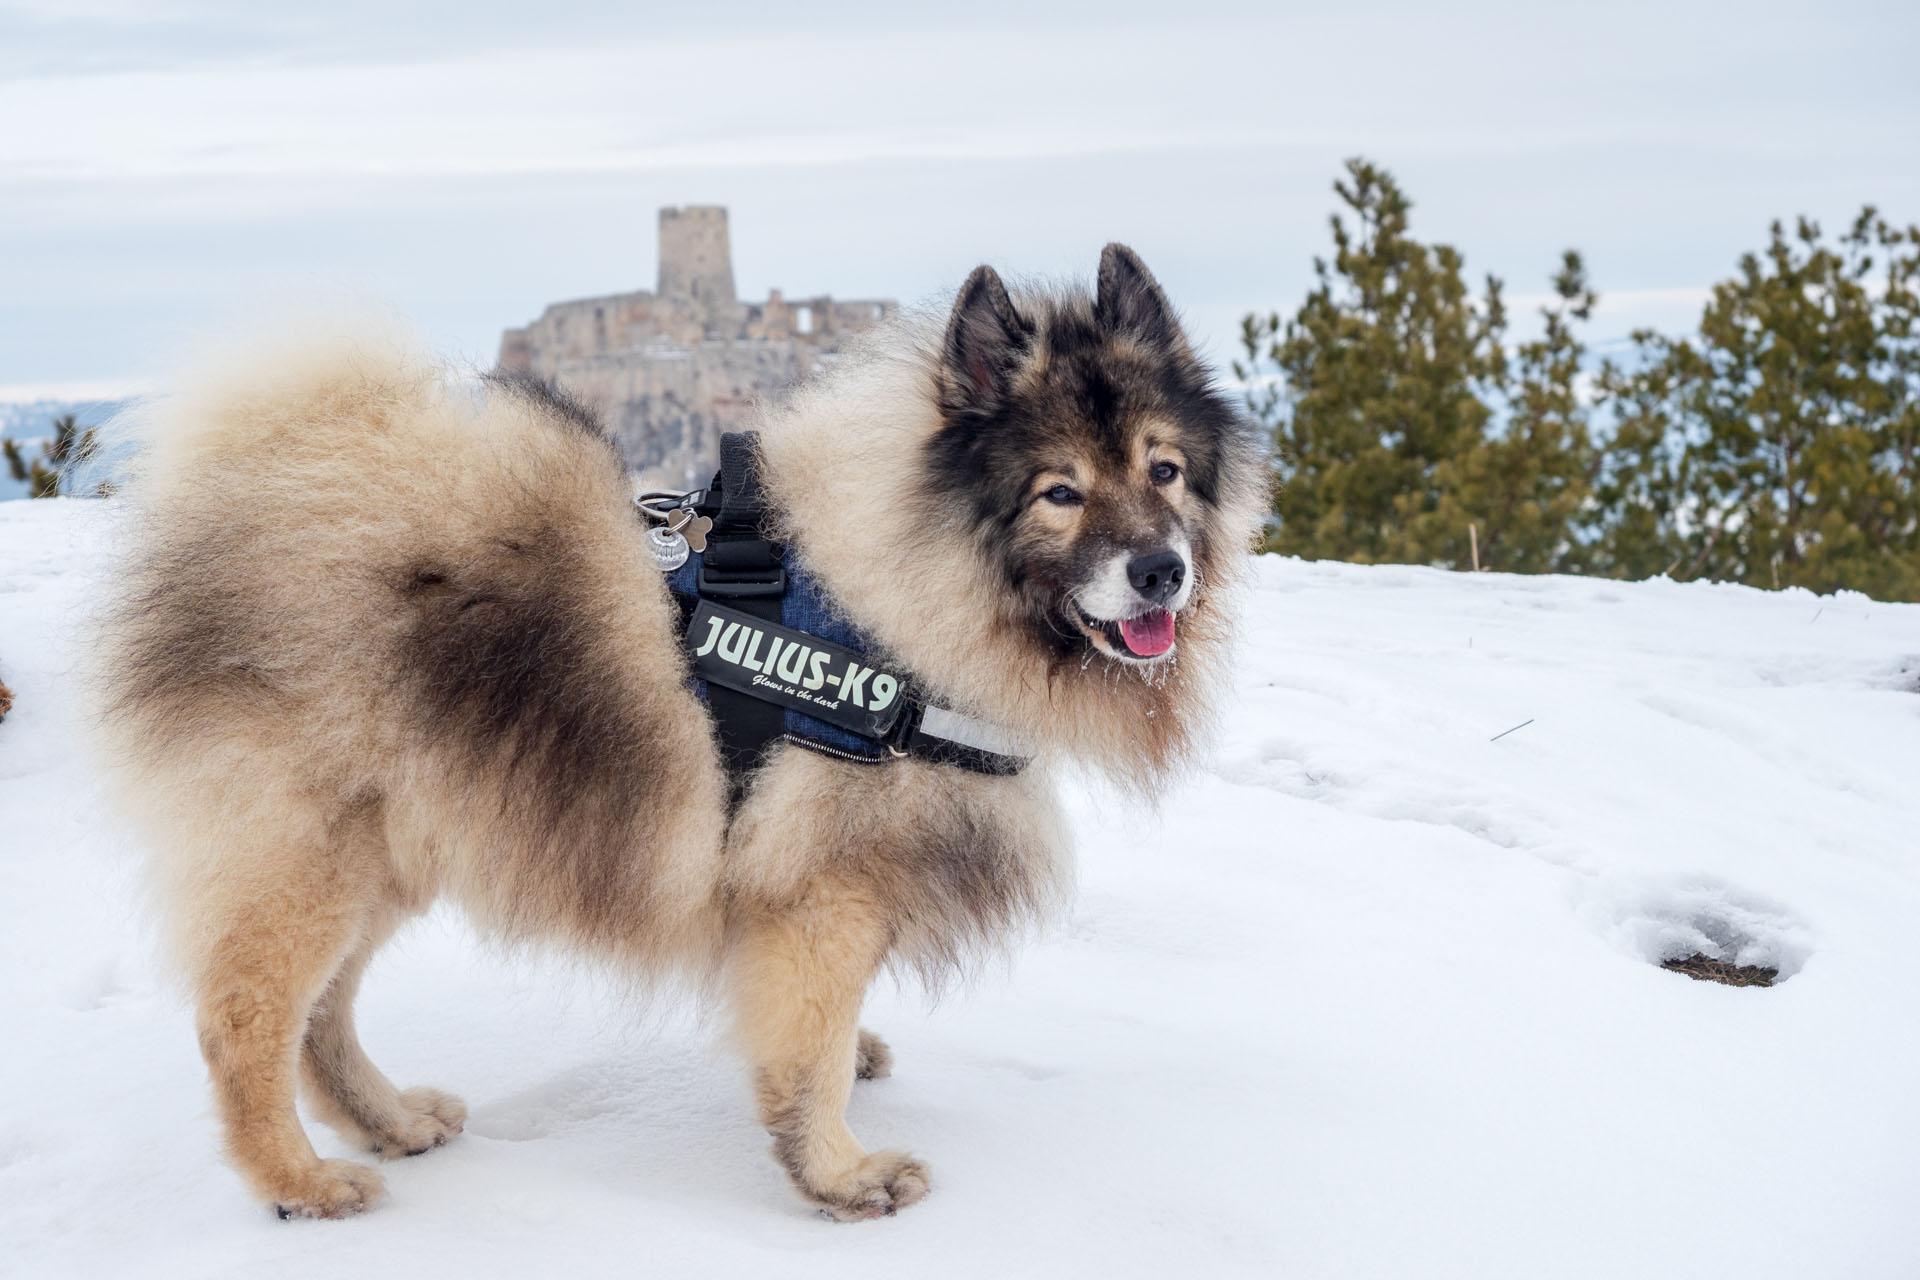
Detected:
[{"left": 3, "top": 496, "right": 1918, "bottom": 1278}]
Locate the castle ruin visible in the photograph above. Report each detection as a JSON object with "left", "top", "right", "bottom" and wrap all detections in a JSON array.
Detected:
[{"left": 497, "top": 206, "right": 896, "bottom": 486}]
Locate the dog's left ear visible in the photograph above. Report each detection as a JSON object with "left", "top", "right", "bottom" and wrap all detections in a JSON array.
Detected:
[{"left": 1096, "top": 243, "right": 1187, "bottom": 355}]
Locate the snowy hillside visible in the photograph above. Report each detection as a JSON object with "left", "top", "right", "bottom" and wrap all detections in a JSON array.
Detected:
[{"left": 3, "top": 497, "right": 1917, "bottom": 1279}]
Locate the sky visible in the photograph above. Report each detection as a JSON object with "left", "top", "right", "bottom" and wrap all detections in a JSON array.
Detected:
[{"left": 2, "top": 0, "right": 1917, "bottom": 398}]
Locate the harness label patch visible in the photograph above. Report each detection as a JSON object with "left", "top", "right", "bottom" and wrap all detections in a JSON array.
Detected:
[{"left": 686, "top": 599, "right": 907, "bottom": 742}]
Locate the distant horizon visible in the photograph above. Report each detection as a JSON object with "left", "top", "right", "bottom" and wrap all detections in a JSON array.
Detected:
[
  {"left": 0, "top": 282, "right": 1723, "bottom": 411},
  {"left": 0, "top": 380, "right": 150, "bottom": 406},
  {"left": 0, "top": 280, "right": 1723, "bottom": 408}
]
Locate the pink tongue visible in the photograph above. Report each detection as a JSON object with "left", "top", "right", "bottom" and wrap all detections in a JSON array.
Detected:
[{"left": 1118, "top": 608, "right": 1176, "bottom": 657}]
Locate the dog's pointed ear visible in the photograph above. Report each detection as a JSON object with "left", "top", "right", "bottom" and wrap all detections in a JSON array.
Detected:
[
  {"left": 942, "top": 264, "right": 1033, "bottom": 414},
  {"left": 1096, "top": 243, "right": 1186, "bottom": 354}
]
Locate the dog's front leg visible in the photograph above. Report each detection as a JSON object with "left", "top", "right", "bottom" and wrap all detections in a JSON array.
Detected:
[{"left": 728, "top": 872, "right": 929, "bottom": 1220}]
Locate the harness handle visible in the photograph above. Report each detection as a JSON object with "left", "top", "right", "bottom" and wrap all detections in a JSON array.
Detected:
[{"left": 698, "top": 432, "right": 786, "bottom": 598}]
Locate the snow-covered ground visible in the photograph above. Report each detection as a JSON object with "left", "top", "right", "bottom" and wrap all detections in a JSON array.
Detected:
[{"left": 3, "top": 497, "right": 1917, "bottom": 1279}]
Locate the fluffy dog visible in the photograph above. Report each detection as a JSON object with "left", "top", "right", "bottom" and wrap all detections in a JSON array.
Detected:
[{"left": 93, "top": 245, "right": 1264, "bottom": 1221}]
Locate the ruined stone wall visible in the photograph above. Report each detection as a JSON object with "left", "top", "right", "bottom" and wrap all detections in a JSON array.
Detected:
[
  {"left": 497, "top": 290, "right": 707, "bottom": 376},
  {"left": 497, "top": 205, "right": 894, "bottom": 488},
  {"left": 551, "top": 339, "right": 828, "bottom": 488}
]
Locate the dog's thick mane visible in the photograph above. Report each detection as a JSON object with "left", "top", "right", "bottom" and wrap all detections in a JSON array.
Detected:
[{"left": 756, "top": 291, "right": 1267, "bottom": 797}]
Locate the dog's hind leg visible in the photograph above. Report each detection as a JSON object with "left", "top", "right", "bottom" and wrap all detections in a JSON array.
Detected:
[
  {"left": 300, "top": 914, "right": 466, "bottom": 1161},
  {"left": 189, "top": 804, "right": 396, "bottom": 1219},
  {"left": 730, "top": 874, "right": 928, "bottom": 1221},
  {"left": 854, "top": 1029, "right": 892, "bottom": 1080}
]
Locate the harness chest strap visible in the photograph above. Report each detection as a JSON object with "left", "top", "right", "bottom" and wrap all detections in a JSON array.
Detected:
[{"left": 664, "top": 431, "right": 1028, "bottom": 783}]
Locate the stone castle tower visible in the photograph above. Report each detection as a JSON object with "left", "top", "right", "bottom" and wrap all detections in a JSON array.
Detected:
[
  {"left": 497, "top": 205, "right": 894, "bottom": 486},
  {"left": 656, "top": 206, "right": 737, "bottom": 326}
]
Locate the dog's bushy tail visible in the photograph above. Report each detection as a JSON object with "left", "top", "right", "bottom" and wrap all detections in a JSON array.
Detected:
[
  {"left": 113, "top": 316, "right": 435, "bottom": 500},
  {"left": 94, "top": 317, "right": 452, "bottom": 775},
  {"left": 92, "top": 319, "right": 728, "bottom": 980}
]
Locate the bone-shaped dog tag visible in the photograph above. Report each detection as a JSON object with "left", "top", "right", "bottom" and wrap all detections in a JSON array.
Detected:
[{"left": 668, "top": 510, "right": 712, "bottom": 553}]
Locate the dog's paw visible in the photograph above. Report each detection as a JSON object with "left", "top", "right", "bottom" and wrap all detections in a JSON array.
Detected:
[
  {"left": 271, "top": 1158, "right": 387, "bottom": 1220},
  {"left": 805, "top": 1149, "right": 930, "bottom": 1222},
  {"left": 368, "top": 1086, "right": 467, "bottom": 1159},
  {"left": 855, "top": 1029, "right": 893, "bottom": 1081}
]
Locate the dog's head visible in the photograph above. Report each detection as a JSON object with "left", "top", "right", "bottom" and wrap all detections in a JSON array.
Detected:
[
  {"left": 762, "top": 244, "right": 1263, "bottom": 786},
  {"left": 925, "top": 245, "right": 1256, "bottom": 670}
]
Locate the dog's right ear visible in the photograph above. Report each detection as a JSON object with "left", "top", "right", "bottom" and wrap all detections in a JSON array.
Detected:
[{"left": 941, "top": 265, "right": 1033, "bottom": 416}]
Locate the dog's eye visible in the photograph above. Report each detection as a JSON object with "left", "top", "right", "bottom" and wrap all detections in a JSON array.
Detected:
[
  {"left": 1041, "top": 484, "right": 1083, "bottom": 506},
  {"left": 1150, "top": 460, "right": 1181, "bottom": 485}
]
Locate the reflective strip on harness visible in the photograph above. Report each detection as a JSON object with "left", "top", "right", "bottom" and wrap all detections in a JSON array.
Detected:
[{"left": 918, "top": 704, "right": 1029, "bottom": 760}]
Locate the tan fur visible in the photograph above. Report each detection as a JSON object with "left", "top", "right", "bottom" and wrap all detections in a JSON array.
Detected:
[
  {"left": 301, "top": 914, "right": 468, "bottom": 1160},
  {"left": 91, "top": 276, "right": 1255, "bottom": 1221},
  {"left": 730, "top": 872, "right": 929, "bottom": 1220},
  {"left": 0, "top": 675, "right": 12, "bottom": 721}
]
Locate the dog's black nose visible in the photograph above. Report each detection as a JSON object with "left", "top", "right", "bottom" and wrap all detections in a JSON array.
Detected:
[{"left": 1127, "top": 550, "right": 1186, "bottom": 605}]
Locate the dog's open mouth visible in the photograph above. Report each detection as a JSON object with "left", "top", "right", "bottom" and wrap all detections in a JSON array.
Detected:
[{"left": 1075, "top": 603, "right": 1177, "bottom": 660}]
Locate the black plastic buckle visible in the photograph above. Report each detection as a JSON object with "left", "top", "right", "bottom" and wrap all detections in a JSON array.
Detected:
[
  {"left": 697, "top": 560, "right": 787, "bottom": 598},
  {"left": 697, "top": 530, "right": 786, "bottom": 599}
]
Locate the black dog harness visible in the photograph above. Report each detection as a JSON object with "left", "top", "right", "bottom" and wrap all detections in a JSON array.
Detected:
[{"left": 656, "top": 433, "right": 1027, "bottom": 788}]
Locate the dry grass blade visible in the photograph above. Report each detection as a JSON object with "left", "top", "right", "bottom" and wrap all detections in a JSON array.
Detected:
[{"left": 1660, "top": 953, "right": 1778, "bottom": 987}]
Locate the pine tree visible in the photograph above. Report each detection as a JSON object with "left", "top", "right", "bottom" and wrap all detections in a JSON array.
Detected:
[
  {"left": 4, "top": 413, "right": 100, "bottom": 499},
  {"left": 1410, "top": 253, "right": 1598, "bottom": 573},
  {"left": 1594, "top": 210, "right": 1920, "bottom": 598},
  {"left": 1237, "top": 159, "right": 1507, "bottom": 564},
  {"left": 1237, "top": 159, "right": 1594, "bottom": 571},
  {"left": 2, "top": 437, "right": 30, "bottom": 485}
]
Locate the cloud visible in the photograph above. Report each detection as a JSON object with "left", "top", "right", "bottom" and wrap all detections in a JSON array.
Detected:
[
  {"left": 8, "top": 12, "right": 1914, "bottom": 184},
  {"left": 1, "top": 1, "right": 1915, "bottom": 384}
]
